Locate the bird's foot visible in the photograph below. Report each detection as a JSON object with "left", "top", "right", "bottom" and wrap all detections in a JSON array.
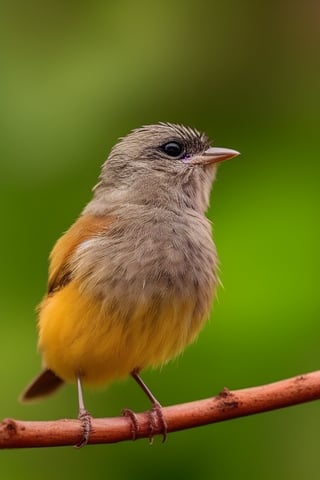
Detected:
[
  {"left": 75, "top": 408, "right": 92, "bottom": 448},
  {"left": 122, "top": 408, "right": 140, "bottom": 440},
  {"left": 122, "top": 403, "right": 167, "bottom": 443},
  {"left": 148, "top": 401, "right": 167, "bottom": 444}
]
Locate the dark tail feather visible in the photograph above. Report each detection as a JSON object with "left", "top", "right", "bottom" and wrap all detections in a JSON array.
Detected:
[{"left": 20, "top": 369, "right": 64, "bottom": 403}]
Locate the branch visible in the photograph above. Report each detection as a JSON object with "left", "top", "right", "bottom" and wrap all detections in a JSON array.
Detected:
[{"left": 1, "top": 370, "right": 320, "bottom": 449}]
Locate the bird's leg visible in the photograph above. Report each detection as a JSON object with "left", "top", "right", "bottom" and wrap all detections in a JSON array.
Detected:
[
  {"left": 75, "top": 374, "right": 92, "bottom": 448},
  {"left": 130, "top": 369, "right": 168, "bottom": 443}
]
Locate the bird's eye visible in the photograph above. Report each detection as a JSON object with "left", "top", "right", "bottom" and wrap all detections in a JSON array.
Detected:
[{"left": 160, "top": 141, "right": 184, "bottom": 158}]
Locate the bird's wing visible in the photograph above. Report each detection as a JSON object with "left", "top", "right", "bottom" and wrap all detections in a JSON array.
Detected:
[{"left": 48, "top": 214, "right": 114, "bottom": 294}]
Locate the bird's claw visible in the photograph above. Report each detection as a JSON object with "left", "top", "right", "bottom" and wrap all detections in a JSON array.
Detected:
[
  {"left": 148, "top": 401, "right": 167, "bottom": 444},
  {"left": 75, "top": 408, "right": 92, "bottom": 448},
  {"left": 123, "top": 408, "right": 140, "bottom": 440},
  {"left": 122, "top": 403, "right": 167, "bottom": 443}
]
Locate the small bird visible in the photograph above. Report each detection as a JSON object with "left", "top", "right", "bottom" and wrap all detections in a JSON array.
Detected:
[{"left": 21, "top": 122, "right": 239, "bottom": 446}]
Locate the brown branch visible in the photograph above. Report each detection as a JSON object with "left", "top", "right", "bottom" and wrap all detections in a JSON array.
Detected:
[{"left": 1, "top": 370, "right": 320, "bottom": 449}]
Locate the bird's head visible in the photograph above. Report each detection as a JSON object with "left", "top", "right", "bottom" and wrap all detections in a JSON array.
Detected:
[{"left": 93, "top": 123, "right": 239, "bottom": 212}]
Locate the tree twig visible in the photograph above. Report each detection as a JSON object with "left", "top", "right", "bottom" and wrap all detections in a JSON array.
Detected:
[{"left": 1, "top": 370, "right": 320, "bottom": 449}]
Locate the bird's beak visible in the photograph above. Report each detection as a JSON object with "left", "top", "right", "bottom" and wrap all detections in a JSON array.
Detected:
[{"left": 190, "top": 147, "right": 240, "bottom": 166}]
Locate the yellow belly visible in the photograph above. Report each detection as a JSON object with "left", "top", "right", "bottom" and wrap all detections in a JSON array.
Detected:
[{"left": 38, "top": 282, "right": 208, "bottom": 386}]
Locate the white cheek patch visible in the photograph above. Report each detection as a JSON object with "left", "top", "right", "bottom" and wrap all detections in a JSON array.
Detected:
[
  {"left": 73, "top": 237, "right": 104, "bottom": 280},
  {"left": 76, "top": 238, "right": 100, "bottom": 254}
]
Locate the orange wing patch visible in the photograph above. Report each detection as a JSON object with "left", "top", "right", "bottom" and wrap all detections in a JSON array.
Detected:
[{"left": 48, "top": 214, "right": 114, "bottom": 294}]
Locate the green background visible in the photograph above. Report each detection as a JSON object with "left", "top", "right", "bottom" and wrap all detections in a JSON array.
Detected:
[{"left": 1, "top": 1, "right": 320, "bottom": 479}]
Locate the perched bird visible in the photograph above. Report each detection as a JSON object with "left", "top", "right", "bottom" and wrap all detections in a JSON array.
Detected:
[{"left": 21, "top": 122, "right": 239, "bottom": 446}]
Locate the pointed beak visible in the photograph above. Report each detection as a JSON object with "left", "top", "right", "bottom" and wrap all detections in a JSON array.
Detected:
[{"left": 190, "top": 147, "right": 240, "bottom": 166}]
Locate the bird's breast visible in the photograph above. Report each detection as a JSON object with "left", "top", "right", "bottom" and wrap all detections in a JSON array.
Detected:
[{"left": 73, "top": 209, "right": 219, "bottom": 319}]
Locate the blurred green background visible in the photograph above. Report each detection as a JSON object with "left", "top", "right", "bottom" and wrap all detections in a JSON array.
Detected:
[{"left": 1, "top": 0, "right": 320, "bottom": 478}]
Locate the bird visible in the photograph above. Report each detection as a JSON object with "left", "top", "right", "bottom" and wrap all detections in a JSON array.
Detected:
[{"left": 20, "top": 122, "right": 239, "bottom": 446}]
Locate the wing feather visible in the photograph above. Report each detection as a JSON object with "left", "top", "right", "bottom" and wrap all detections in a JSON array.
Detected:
[{"left": 48, "top": 214, "right": 114, "bottom": 293}]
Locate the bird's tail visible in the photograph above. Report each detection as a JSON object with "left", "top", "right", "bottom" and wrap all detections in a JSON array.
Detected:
[{"left": 20, "top": 368, "right": 64, "bottom": 402}]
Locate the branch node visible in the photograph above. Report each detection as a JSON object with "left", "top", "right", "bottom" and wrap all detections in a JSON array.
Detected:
[
  {"left": 1, "top": 418, "right": 19, "bottom": 437},
  {"left": 217, "top": 386, "right": 231, "bottom": 398},
  {"left": 216, "top": 387, "right": 239, "bottom": 409}
]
